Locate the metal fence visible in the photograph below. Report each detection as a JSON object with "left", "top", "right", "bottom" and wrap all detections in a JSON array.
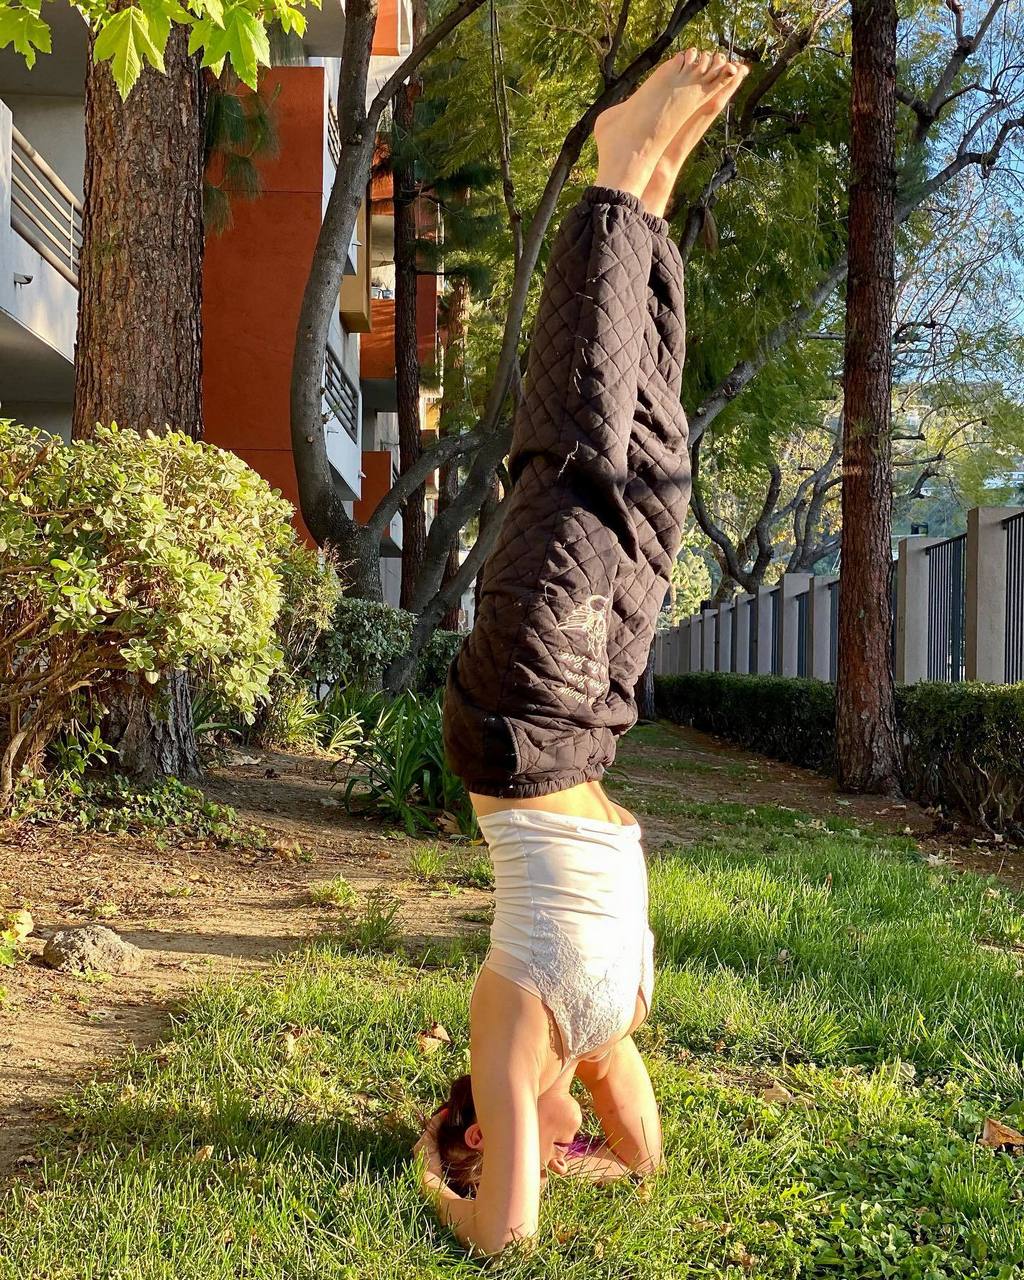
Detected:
[
  {"left": 1006, "top": 510, "right": 1024, "bottom": 684},
  {"left": 926, "top": 534, "right": 966, "bottom": 682},
  {"left": 9, "top": 125, "right": 83, "bottom": 287},
  {"left": 796, "top": 587, "right": 809, "bottom": 677},
  {"left": 769, "top": 585, "right": 782, "bottom": 675},
  {"left": 655, "top": 506, "right": 1024, "bottom": 687}
]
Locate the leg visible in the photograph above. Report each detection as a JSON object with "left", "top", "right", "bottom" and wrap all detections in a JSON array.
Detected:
[
  {"left": 444, "top": 54, "right": 733, "bottom": 800},
  {"left": 443, "top": 186, "right": 658, "bottom": 797}
]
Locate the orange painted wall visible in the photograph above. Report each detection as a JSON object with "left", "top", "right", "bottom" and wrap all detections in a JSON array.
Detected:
[
  {"left": 202, "top": 67, "right": 326, "bottom": 546},
  {"left": 353, "top": 450, "right": 394, "bottom": 525},
  {"left": 360, "top": 279, "right": 438, "bottom": 381},
  {"left": 372, "top": 0, "right": 400, "bottom": 56}
]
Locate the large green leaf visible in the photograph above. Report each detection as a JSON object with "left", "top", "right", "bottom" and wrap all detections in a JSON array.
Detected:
[
  {"left": 93, "top": 6, "right": 165, "bottom": 95},
  {"left": 0, "top": 4, "right": 52, "bottom": 68}
]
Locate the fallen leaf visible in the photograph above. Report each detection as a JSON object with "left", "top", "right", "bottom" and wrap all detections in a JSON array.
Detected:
[
  {"left": 437, "top": 812, "right": 461, "bottom": 836},
  {"left": 762, "top": 1082, "right": 795, "bottom": 1105},
  {"left": 728, "top": 1242, "right": 757, "bottom": 1271},
  {"left": 8, "top": 909, "right": 33, "bottom": 940},
  {"left": 193, "top": 1145, "right": 215, "bottom": 1162},
  {"left": 979, "top": 1118, "right": 1024, "bottom": 1150},
  {"left": 417, "top": 1022, "right": 451, "bottom": 1055}
]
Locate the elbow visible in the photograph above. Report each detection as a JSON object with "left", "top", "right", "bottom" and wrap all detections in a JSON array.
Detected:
[
  {"left": 469, "top": 1226, "right": 538, "bottom": 1258},
  {"left": 630, "top": 1150, "right": 666, "bottom": 1179}
]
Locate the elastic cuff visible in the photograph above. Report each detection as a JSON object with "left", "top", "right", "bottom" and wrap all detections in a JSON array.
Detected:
[{"left": 581, "top": 185, "right": 671, "bottom": 238}]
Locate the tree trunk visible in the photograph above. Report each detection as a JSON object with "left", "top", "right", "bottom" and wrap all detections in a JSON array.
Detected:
[
  {"left": 392, "top": 78, "right": 427, "bottom": 610},
  {"left": 474, "top": 471, "right": 501, "bottom": 614},
  {"left": 73, "top": 23, "right": 206, "bottom": 440},
  {"left": 73, "top": 21, "right": 207, "bottom": 782},
  {"left": 835, "top": 0, "right": 901, "bottom": 794},
  {"left": 438, "top": 274, "right": 471, "bottom": 630}
]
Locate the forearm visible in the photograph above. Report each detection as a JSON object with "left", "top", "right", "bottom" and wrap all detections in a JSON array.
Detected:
[{"left": 575, "top": 1039, "right": 664, "bottom": 1175}]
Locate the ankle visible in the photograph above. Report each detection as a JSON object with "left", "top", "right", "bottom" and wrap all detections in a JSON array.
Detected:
[{"left": 594, "top": 160, "right": 650, "bottom": 203}]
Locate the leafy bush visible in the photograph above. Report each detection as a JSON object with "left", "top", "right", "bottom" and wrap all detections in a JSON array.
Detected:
[
  {"left": 313, "top": 597, "right": 463, "bottom": 695},
  {"left": 0, "top": 422, "right": 296, "bottom": 804},
  {"left": 247, "top": 543, "right": 343, "bottom": 745},
  {"left": 655, "top": 672, "right": 1024, "bottom": 838},
  {"left": 314, "top": 598, "right": 414, "bottom": 691},
  {"left": 341, "top": 691, "right": 476, "bottom": 836},
  {"left": 656, "top": 673, "right": 837, "bottom": 771},
  {"left": 415, "top": 628, "right": 464, "bottom": 696},
  {"left": 899, "top": 682, "right": 1024, "bottom": 839}
]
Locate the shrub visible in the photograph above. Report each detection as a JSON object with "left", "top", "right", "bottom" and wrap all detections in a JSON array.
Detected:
[
  {"left": 314, "top": 598, "right": 414, "bottom": 691},
  {"left": 415, "top": 628, "right": 464, "bottom": 696},
  {"left": 655, "top": 672, "right": 1024, "bottom": 838},
  {"left": 0, "top": 422, "right": 295, "bottom": 804},
  {"left": 655, "top": 673, "right": 837, "bottom": 772},
  {"left": 899, "top": 682, "right": 1024, "bottom": 839},
  {"left": 312, "top": 598, "right": 463, "bottom": 696}
]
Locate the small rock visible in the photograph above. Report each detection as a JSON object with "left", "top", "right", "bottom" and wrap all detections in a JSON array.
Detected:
[{"left": 42, "top": 925, "right": 142, "bottom": 975}]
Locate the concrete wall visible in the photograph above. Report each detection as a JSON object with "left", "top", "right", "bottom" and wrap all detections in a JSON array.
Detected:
[{"left": 0, "top": 400, "right": 71, "bottom": 437}]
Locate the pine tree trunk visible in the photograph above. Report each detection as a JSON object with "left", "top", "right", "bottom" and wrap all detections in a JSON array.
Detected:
[
  {"left": 835, "top": 0, "right": 901, "bottom": 794},
  {"left": 73, "top": 23, "right": 206, "bottom": 440},
  {"left": 394, "top": 3, "right": 428, "bottom": 612},
  {"left": 73, "top": 22, "right": 207, "bottom": 782}
]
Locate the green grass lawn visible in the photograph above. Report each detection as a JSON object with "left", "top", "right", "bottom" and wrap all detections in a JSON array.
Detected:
[{"left": 3, "top": 807, "right": 1024, "bottom": 1279}]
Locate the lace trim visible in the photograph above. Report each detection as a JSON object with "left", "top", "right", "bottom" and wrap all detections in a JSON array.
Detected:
[{"left": 529, "top": 908, "right": 641, "bottom": 1060}]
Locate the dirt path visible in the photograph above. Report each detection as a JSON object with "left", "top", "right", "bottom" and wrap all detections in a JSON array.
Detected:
[
  {"left": 2, "top": 722, "right": 1021, "bottom": 1176},
  {"left": 0, "top": 748, "right": 488, "bottom": 1175}
]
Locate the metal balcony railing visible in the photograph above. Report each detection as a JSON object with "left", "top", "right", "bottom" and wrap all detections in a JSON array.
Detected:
[
  {"left": 327, "top": 101, "right": 342, "bottom": 167},
  {"left": 324, "top": 346, "right": 359, "bottom": 442},
  {"left": 10, "top": 125, "right": 83, "bottom": 287}
]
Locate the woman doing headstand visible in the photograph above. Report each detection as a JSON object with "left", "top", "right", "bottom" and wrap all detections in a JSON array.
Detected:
[{"left": 415, "top": 48, "right": 748, "bottom": 1255}]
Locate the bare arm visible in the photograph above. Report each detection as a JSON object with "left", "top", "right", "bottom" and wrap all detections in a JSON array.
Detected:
[{"left": 572, "top": 1036, "right": 663, "bottom": 1177}]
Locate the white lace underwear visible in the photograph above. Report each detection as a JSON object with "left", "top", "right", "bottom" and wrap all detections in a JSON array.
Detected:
[{"left": 475, "top": 807, "right": 654, "bottom": 1062}]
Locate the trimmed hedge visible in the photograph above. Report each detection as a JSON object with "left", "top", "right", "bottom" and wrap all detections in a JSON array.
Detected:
[
  {"left": 656, "top": 673, "right": 837, "bottom": 772},
  {"left": 655, "top": 672, "right": 1024, "bottom": 839}
]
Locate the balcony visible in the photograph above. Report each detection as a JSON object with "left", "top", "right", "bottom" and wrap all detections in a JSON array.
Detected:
[
  {"left": 323, "top": 344, "right": 362, "bottom": 497},
  {"left": 353, "top": 449, "right": 403, "bottom": 554},
  {"left": 0, "top": 98, "right": 80, "bottom": 427}
]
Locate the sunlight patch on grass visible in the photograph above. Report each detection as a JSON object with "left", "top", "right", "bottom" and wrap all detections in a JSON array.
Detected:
[{"left": 2, "top": 813, "right": 1023, "bottom": 1278}]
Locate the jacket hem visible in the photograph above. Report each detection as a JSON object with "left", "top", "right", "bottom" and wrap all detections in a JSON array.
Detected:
[{"left": 461, "top": 762, "right": 608, "bottom": 800}]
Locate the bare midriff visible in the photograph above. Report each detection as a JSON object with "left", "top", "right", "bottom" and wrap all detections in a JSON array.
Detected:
[{"left": 469, "top": 779, "right": 637, "bottom": 826}]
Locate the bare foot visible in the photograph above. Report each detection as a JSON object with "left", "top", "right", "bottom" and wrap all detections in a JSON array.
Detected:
[
  {"left": 593, "top": 49, "right": 739, "bottom": 201},
  {"left": 642, "top": 61, "right": 750, "bottom": 217}
]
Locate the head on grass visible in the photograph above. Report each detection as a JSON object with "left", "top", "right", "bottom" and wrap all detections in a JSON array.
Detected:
[{"left": 435, "top": 1073, "right": 583, "bottom": 1192}]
